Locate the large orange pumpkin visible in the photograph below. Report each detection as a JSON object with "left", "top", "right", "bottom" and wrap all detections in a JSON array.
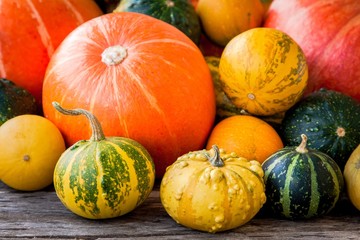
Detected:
[
  {"left": 0, "top": 0, "right": 103, "bottom": 106},
  {"left": 42, "top": 12, "right": 216, "bottom": 178}
]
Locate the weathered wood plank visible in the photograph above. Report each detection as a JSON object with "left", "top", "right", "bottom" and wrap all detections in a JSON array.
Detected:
[{"left": 1, "top": 181, "right": 359, "bottom": 239}]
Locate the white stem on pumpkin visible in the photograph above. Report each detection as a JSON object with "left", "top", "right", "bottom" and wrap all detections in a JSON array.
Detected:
[
  {"left": 295, "top": 134, "right": 309, "bottom": 154},
  {"left": 52, "top": 102, "right": 105, "bottom": 142},
  {"left": 101, "top": 45, "right": 127, "bottom": 66},
  {"left": 336, "top": 127, "right": 345, "bottom": 137}
]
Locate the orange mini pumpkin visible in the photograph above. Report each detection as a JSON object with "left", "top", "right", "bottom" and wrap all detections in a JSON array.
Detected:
[
  {"left": 206, "top": 115, "right": 283, "bottom": 164},
  {"left": 42, "top": 12, "right": 216, "bottom": 178},
  {"left": 0, "top": 0, "right": 102, "bottom": 106}
]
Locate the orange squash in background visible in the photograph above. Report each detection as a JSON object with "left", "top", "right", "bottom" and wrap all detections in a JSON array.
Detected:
[
  {"left": 42, "top": 12, "right": 216, "bottom": 178},
  {"left": 196, "top": 0, "right": 265, "bottom": 46},
  {"left": 0, "top": 0, "right": 103, "bottom": 106}
]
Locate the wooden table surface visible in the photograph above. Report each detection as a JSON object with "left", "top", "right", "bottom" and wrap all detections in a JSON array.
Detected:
[{"left": 1, "top": 180, "right": 360, "bottom": 240}]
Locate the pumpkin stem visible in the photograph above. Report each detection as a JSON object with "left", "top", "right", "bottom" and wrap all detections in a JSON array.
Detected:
[
  {"left": 52, "top": 102, "right": 105, "bottom": 142},
  {"left": 101, "top": 45, "right": 127, "bottom": 66},
  {"left": 208, "top": 145, "right": 225, "bottom": 167},
  {"left": 295, "top": 134, "right": 309, "bottom": 154},
  {"left": 336, "top": 127, "right": 345, "bottom": 137}
]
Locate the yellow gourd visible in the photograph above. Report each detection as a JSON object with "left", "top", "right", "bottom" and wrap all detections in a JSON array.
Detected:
[
  {"left": 197, "top": 0, "right": 265, "bottom": 46},
  {"left": 344, "top": 144, "right": 360, "bottom": 210},
  {"left": 0, "top": 114, "right": 65, "bottom": 191},
  {"left": 219, "top": 27, "right": 308, "bottom": 116},
  {"left": 160, "top": 145, "right": 266, "bottom": 233}
]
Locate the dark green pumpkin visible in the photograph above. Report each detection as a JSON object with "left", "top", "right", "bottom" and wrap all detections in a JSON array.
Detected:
[
  {"left": 0, "top": 78, "right": 37, "bottom": 125},
  {"left": 114, "top": 0, "right": 201, "bottom": 44},
  {"left": 280, "top": 88, "right": 360, "bottom": 170},
  {"left": 262, "top": 134, "right": 344, "bottom": 219}
]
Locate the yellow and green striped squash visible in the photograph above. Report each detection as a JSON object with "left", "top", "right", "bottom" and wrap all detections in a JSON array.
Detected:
[
  {"left": 262, "top": 134, "right": 344, "bottom": 219},
  {"left": 219, "top": 27, "right": 308, "bottom": 116},
  {"left": 52, "top": 102, "right": 155, "bottom": 219},
  {"left": 205, "top": 56, "right": 246, "bottom": 119}
]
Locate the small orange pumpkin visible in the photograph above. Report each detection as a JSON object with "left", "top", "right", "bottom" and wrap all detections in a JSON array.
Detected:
[
  {"left": 206, "top": 115, "right": 283, "bottom": 163},
  {"left": 0, "top": 0, "right": 102, "bottom": 106}
]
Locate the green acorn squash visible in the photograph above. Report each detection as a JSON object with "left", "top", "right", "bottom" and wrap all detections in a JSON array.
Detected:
[
  {"left": 114, "top": 0, "right": 201, "bottom": 44},
  {"left": 262, "top": 134, "right": 344, "bottom": 219},
  {"left": 0, "top": 78, "right": 37, "bottom": 125},
  {"left": 280, "top": 88, "right": 360, "bottom": 170},
  {"left": 52, "top": 102, "right": 156, "bottom": 219}
]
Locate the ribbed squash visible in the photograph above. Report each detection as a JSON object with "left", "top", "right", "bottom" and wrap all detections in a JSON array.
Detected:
[
  {"left": 344, "top": 144, "right": 360, "bottom": 211},
  {"left": 42, "top": 12, "right": 215, "bottom": 178},
  {"left": 280, "top": 88, "right": 360, "bottom": 170},
  {"left": 160, "top": 145, "right": 266, "bottom": 233},
  {"left": 219, "top": 27, "right": 308, "bottom": 116},
  {"left": 262, "top": 134, "right": 344, "bottom": 219},
  {"left": 114, "top": 0, "right": 201, "bottom": 44},
  {"left": 52, "top": 102, "right": 155, "bottom": 219},
  {"left": 0, "top": 0, "right": 102, "bottom": 106}
]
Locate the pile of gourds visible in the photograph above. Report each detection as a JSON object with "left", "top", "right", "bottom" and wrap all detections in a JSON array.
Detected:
[{"left": 0, "top": 0, "right": 360, "bottom": 234}]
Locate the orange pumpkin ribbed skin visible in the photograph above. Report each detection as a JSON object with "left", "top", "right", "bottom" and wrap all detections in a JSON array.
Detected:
[
  {"left": 0, "top": 0, "right": 103, "bottom": 106},
  {"left": 42, "top": 12, "right": 216, "bottom": 178}
]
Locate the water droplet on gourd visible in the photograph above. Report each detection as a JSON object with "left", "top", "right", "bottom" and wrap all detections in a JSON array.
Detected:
[
  {"left": 303, "top": 114, "right": 311, "bottom": 122},
  {"left": 308, "top": 127, "right": 319, "bottom": 132}
]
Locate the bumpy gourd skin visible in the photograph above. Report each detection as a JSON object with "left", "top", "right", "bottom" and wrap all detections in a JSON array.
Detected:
[
  {"left": 0, "top": 78, "right": 37, "bottom": 125},
  {"left": 160, "top": 146, "right": 266, "bottom": 233}
]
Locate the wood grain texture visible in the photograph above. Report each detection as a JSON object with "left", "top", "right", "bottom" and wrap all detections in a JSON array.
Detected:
[{"left": 1, "top": 181, "right": 359, "bottom": 239}]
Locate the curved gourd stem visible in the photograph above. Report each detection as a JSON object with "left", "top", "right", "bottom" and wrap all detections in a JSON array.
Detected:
[
  {"left": 52, "top": 101, "right": 105, "bottom": 142},
  {"left": 295, "top": 134, "right": 309, "bottom": 154},
  {"left": 208, "top": 145, "right": 225, "bottom": 167}
]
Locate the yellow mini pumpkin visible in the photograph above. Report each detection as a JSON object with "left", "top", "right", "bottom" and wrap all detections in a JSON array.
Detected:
[
  {"left": 160, "top": 145, "right": 266, "bottom": 233},
  {"left": 0, "top": 114, "right": 65, "bottom": 191},
  {"left": 344, "top": 144, "right": 360, "bottom": 210},
  {"left": 219, "top": 27, "right": 308, "bottom": 116}
]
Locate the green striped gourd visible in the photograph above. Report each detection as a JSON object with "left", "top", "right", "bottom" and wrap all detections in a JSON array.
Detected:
[
  {"left": 52, "top": 102, "right": 155, "bottom": 219},
  {"left": 280, "top": 88, "right": 360, "bottom": 170},
  {"left": 262, "top": 134, "right": 344, "bottom": 219}
]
